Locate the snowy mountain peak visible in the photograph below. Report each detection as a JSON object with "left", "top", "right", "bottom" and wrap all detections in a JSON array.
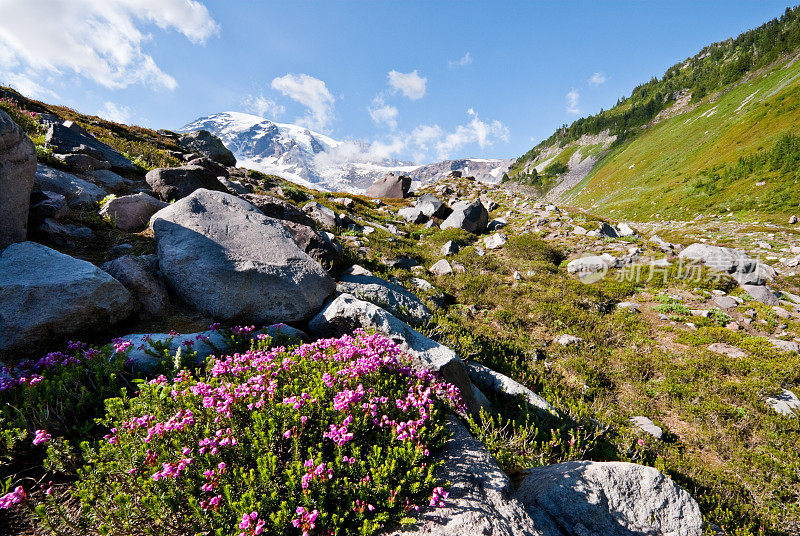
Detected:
[{"left": 180, "top": 112, "right": 512, "bottom": 192}]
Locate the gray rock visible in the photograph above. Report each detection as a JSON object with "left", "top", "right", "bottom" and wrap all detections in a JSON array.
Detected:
[
  {"left": 145, "top": 165, "right": 228, "bottom": 202},
  {"left": 100, "top": 193, "right": 169, "bottom": 231},
  {"left": 487, "top": 217, "right": 507, "bottom": 231},
  {"left": 219, "top": 176, "right": 249, "bottom": 195},
  {"left": 150, "top": 189, "right": 335, "bottom": 323},
  {"left": 101, "top": 255, "right": 169, "bottom": 319},
  {"left": 480, "top": 196, "right": 499, "bottom": 212},
  {"left": 416, "top": 194, "right": 449, "bottom": 219},
  {"left": 617, "top": 301, "right": 641, "bottom": 312},
  {"left": 380, "top": 416, "right": 544, "bottom": 536},
  {"left": 302, "top": 201, "right": 338, "bottom": 228},
  {"left": 790, "top": 215, "right": 798, "bottom": 225},
  {"left": 708, "top": 343, "right": 747, "bottom": 359},
  {"left": 566, "top": 255, "right": 608, "bottom": 275},
  {"left": 679, "top": 243, "right": 766, "bottom": 285},
  {"left": 713, "top": 295, "right": 738, "bottom": 310},
  {"left": 466, "top": 361, "right": 555, "bottom": 415},
  {"left": 115, "top": 330, "right": 230, "bottom": 373},
  {"left": 599, "top": 222, "right": 619, "bottom": 238},
  {"left": 28, "top": 190, "right": 68, "bottom": 224},
  {"left": 766, "top": 388, "right": 800, "bottom": 416},
  {"left": 90, "top": 169, "right": 130, "bottom": 189},
  {"left": 440, "top": 200, "right": 489, "bottom": 233},
  {"left": 240, "top": 195, "right": 341, "bottom": 267},
  {"left": 263, "top": 323, "right": 310, "bottom": 342},
  {"left": 179, "top": 130, "right": 236, "bottom": 166},
  {"left": 0, "top": 111, "right": 36, "bottom": 247},
  {"left": 0, "top": 242, "right": 133, "bottom": 358},
  {"left": 441, "top": 240, "right": 459, "bottom": 256},
  {"left": 334, "top": 197, "right": 354, "bottom": 209},
  {"left": 617, "top": 222, "right": 636, "bottom": 237},
  {"left": 555, "top": 334, "right": 582, "bottom": 347},
  {"left": 515, "top": 461, "right": 702, "bottom": 536},
  {"left": 769, "top": 339, "right": 800, "bottom": 353},
  {"left": 37, "top": 218, "right": 94, "bottom": 244},
  {"left": 53, "top": 153, "right": 110, "bottom": 172},
  {"left": 34, "top": 164, "right": 106, "bottom": 206},
  {"left": 430, "top": 259, "right": 453, "bottom": 276},
  {"left": 308, "top": 293, "right": 486, "bottom": 414},
  {"left": 484, "top": 233, "right": 507, "bottom": 250},
  {"left": 630, "top": 416, "right": 663, "bottom": 439},
  {"left": 45, "top": 121, "right": 135, "bottom": 171},
  {"left": 398, "top": 206, "right": 427, "bottom": 224},
  {"left": 742, "top": 284, "right": 779, "bottom": 305},
  {"left": 365, "top": 172, "right": 411, "bottom": 199},
  {"left": 337, "top": 273, "right": 432, "bottom": 323}
]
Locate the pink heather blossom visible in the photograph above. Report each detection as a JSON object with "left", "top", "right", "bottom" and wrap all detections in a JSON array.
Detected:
[
  {"left": 0, "top": 486, "right": 27, "bottom": 509},
  {"left": 430, "top": 486, "right": 449, "bottom": 507},
  {"left": 32, "top": 429, "right": 51, "bottom": 446}
]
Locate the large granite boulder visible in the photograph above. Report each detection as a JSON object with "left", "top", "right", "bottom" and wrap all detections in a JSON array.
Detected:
[
  {"left": 336, "top": 273, "right": 432, "bottom": 323},
  {"left": 365, "top": 173, "right": 411, "bottom": 199},
  {"left": 45, "top": 121, "right": 135, "bottom": 171},
  {"left": 0, "top": 242, "right": 133, "bottom": 358},
  {"left": 416, "top": 194, "right": 449, "bottom": 219},
  {"left": 514, "top": 461, "right": 703, "bottom": 536},
  {"left": 179, "top": 130, "right": 236, "bottom": 166},
  {"left": 100, "top": 193, "right": 168, "bottom": 231},
  {"left": 308, "top": 293, "right": 486, "bottom": 414},
  {"left": 145, "top": 165, "right": 228, "bottom": 201},
  {"left": 150, "top": 189, "right": 335, "bottom": 324},
  {"left": 101, "top": 255, "right": 169, "bottom": 319},
  {"left": 242, "top": 194, "right": 342, "bottom": 267},
  {"left": 440, "top": 200, "right": 489, "bottom": 234},
  {"left": 34, "top": 164, "right": 106, "bottom": 206},
  {"left": 0, "top": 111, "right": 36, "bottom": 247},
  {"left": 380, "top": 417, "right": 543, "bottom": 536},
  {"left": 679, "top": 243, "right": 766, "bottom": 285}
]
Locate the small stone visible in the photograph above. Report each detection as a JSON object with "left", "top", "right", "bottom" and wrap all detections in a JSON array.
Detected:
[
  {"left": 429, "top": 259, "right": 453, "bottom": 276},
  {"left": 441, "top": 240, "right": 459, "bottom": 256},
  {"left": 555, "top": 334, "right": 582, "bottom": 347},
  {"left": 630, "top": 416, "right": 663, "bottom": 439},
  {"left": 766, "top": 389, "right": 800, "bottom": 415},
  {"left": 484, "top": 233, "right": 507, "bottom": 250}
]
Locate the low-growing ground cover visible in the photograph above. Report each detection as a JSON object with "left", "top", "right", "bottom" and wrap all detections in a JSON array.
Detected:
[{"left": 1, "top": 331, "right": 462, "bottom": 536}]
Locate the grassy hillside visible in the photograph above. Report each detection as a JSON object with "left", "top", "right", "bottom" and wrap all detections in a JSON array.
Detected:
[
  {"left": 510, "top": 5, "right": 800, "bottom": 222},
  {"left": 565, "top": 52, "right": 800, "bottom": 221}
]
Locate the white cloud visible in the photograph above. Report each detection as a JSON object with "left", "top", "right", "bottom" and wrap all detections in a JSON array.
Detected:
[
  {"left": 242, "top": 94, "right": 285, "bottom": 119},
  {"left": 566, "top": 88, "right": 580, "bottom": 114},
  {"left": 588, "top": 72, "right": 607, "bottom": 86},
  {"left": 98, "top": 101, "right": 132, "bottom": 124},
  {"left": 449, "top": 52, "right": 473, "bottom": 68},
  {"left": 271, "top": 73, "right": 335, "bottom": 131},
  {"left": 387, "top": 70, "right": 427, "bottom": 100},
  {"left": 368, "top": 95, "right": 398, "bottom": 129},
  {"left": 0, "top": 0, "right": 219, "bottom": 92},
  {"left": 434, "top": 108, "right": 509, "bottom": 158}
]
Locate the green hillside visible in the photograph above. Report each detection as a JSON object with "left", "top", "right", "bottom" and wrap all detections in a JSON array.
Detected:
[{"left": 511, "top": 5, "right": 800, "bottom": 222}]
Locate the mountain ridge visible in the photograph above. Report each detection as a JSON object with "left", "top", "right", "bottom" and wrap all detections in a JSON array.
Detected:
[{"left": 180, "top": 111, "right": 512, "bottom": 193}]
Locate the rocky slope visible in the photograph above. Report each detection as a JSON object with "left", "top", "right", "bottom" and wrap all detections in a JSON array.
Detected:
[
  {"left": 180, "top": 111, "right": 511, "bottom": 192},
  {"left": 2, "top": 89, "right": 800, "bottom": 535}
]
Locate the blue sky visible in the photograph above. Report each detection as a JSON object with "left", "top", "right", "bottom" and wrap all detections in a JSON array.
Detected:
[{"left": 0, "top": 1, "right": 795, "bottom": 164}]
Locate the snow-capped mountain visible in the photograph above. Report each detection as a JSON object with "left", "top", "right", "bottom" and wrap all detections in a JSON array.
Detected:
[{"left": 180, "top": 112, "right": 512, "bottom": 192}]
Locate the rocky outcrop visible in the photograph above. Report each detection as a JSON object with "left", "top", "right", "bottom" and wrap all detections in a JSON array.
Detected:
[
  {"left": 101, "top": 255, "right": 169, "bottom": 319},
  {"left": 441, "top": 200, "right": 489, "bottom": 233},
  {"left": 0, "top": 111, "right": 36, "bottom": 247},
  {"left": 365, "top": 173, "right": 411, "bottom": 199},
  {"left": 514, "top": 461, "right": 703, "bottom": 536},
  {"left": 150, "top": 189, "right": 335, "bottom": 324},
  {"left": 381, "top": 417, "right": 544, "bottom": 536},
  {"left": 679, "top": 243, "right": 768, "bottom": 285},
  {"left": 0, "top": 242, "right": 133, "bottom": 358},
  {"left": 45, "top": 121, "right": 135, "bottom": 171},
  {"left": 34, "top": 164, "right": 106, "bottom": 206},
  {"left": 179, "top": 130, "right": 236, "bottom": 166},
  {"left": 336, "top": 273, "right": 432, "bottom": 323},
  {"left": 145, "top": 165, "right": 228, "bottom": 201},
  {"left": 308, "top": 293, "right": 486, "bottom": 414},
  {"left": 242, "top": 194, "right": 341, "bottom": 266},
  {"left": 466, "top": 361, "right": 555, "bottom": 415},
  {"left": 100, "top": 193, "right": 168, "bottom": 231}
]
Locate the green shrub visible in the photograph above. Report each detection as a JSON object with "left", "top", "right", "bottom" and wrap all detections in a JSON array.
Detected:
[{"left": 28, "top": 331, "right": 461, "bottom": 536}]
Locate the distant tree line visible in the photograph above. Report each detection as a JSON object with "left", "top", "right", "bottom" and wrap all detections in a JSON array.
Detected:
[{"left": 513, "top": 6, "right": 800, "bottom": 171}]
